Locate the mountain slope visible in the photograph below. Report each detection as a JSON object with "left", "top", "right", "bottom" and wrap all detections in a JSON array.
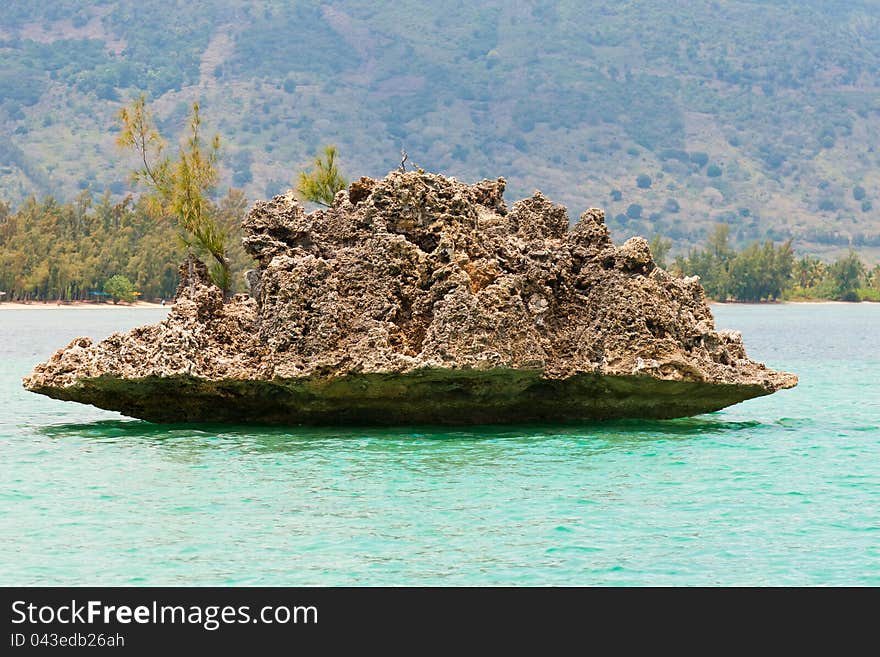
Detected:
[{"left": 1, "top": 0, "right": 880, "bottom": 260}]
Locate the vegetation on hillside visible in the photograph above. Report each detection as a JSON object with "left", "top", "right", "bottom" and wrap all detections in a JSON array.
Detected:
[{"left": 1, "top": 1, "right": 880, "bottom": 259}]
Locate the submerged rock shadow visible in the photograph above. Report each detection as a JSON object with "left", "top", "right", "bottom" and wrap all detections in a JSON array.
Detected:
[{"left": 37, "top": 415, "right": 767, "bottom": 455}]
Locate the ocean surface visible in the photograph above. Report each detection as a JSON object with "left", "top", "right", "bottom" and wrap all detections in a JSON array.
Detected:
[{"left": 0, "top": 304, "right": 877, "bottom": 586}]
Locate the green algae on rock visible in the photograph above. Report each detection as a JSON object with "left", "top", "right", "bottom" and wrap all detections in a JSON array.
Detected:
[{"left": 23, "top": 170, "right": 797, "bottom": 424}]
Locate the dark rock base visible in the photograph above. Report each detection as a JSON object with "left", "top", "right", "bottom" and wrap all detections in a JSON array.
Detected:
[{"left": 31, "top": 369, "right": 772, "bottom": 425}]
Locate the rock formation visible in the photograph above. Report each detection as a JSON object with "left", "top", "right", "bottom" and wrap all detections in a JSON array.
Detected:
[{"left": 24, "top": 170, "right": 797, "bottom": 424}]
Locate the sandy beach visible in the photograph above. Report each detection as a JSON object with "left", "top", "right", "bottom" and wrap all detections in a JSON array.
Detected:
[
  {"left": 711, "top": 299, "right": 876, "bottom": 306},
  {"left": 0, "top": 301, "right": 169, "bottom": 310}
]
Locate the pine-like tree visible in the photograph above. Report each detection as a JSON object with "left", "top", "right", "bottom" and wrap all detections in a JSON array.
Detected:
[
  {"left": 296, "top": 145, "right": 348, "bottom": 207},
  {"left": 117, "top": 95, "right": 232, "bottom": 298}
]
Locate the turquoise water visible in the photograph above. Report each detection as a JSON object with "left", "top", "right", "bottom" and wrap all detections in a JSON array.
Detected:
[{"left": 1, "top": 304, "right": 877, "bottom": 585}]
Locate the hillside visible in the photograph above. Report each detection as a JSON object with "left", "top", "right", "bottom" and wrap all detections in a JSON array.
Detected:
[{"left": 2, "top": 0, "right": 880, "bottom": 261}]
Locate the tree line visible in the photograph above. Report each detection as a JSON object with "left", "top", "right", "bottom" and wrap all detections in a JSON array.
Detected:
[
  {"left": 3, "top": 197, "right": 876, "bottom": 304},
  {"left": 657, "top": 225, "right": 880, "bottom": 302},
  {"left": 0, "top": 189, "right": 251, "bottom": 302}
]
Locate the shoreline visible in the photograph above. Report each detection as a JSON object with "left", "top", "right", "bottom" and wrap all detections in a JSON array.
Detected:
[
  {"left": 0, "top": 299, "right": 875, "bottom": 310},
  {"left": 711, "top": 299, "right": 878, "bottom": 306},
  {"left": 0, "top": 301, "right": 168, "bottom": 310}
]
